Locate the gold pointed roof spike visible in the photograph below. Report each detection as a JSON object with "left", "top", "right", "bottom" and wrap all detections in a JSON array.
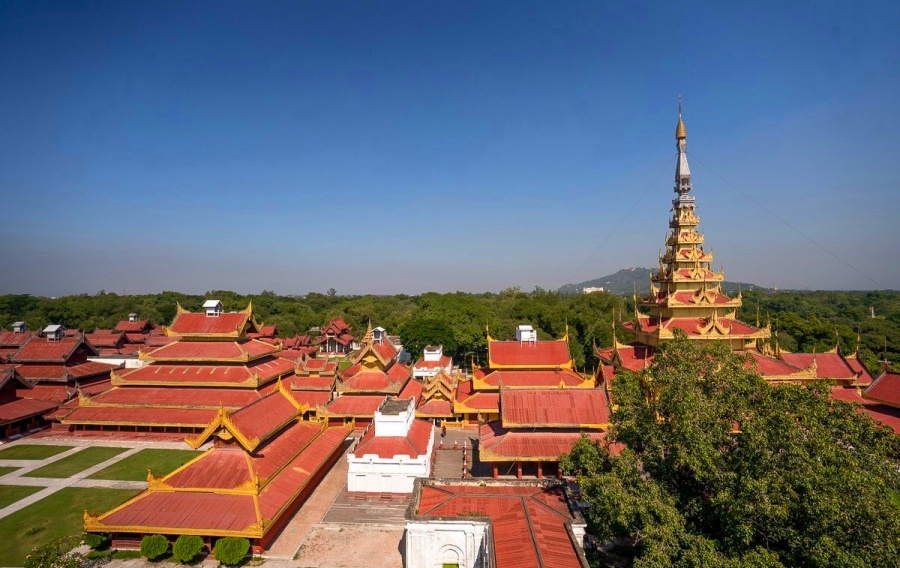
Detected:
[
  {"left": 756, "top": 306, "right": 761, "bottom": 328},
  {"left": 362, "top": 320, "right": 373, "bottom": 344},
  {"left": 676, "top": 95, "right": 687, "bottom": 140},
  {"left": 561, "top": 320, "right": 569, "bottom": 342}
]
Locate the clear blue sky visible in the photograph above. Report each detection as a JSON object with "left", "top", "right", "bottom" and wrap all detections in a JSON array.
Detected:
[{"left": 1, "top": 1, "right": 898, "bottom": 296}]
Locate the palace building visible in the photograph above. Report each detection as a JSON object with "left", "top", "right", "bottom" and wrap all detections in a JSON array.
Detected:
[
  {"left": 320, "top": 323, "right": 420, "bottom": 426},
  {"left": 0, "top": 324, "right": 117, "bottom": 438},
  {"left": 84, "top": 384, "right": 351, "bottom": 554},
  {"left": 56, "top": 301, "right": 296, "bottom": 436},
  {"left": 454, "top": 325, "right": 594, "bottom": 424},
  {"left": 597, "top": 105, "right": 875, "bottom": 392}
]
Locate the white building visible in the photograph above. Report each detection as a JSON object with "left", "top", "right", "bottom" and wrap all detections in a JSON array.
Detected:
[
  {"left": 346, "top": 397, "right": 434, "bottom": 494},
  {"left": 412, "top": 345, "right": 453, "bottom": 380}
]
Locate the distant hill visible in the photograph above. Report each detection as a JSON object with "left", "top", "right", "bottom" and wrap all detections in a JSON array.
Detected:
[{"left": 558, "top": 268, "right": 771, "bottom": 296}]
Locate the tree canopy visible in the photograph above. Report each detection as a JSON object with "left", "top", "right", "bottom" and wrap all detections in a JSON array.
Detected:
[{"left": 562, "top": 335, "right": 900, "bottom": 568}]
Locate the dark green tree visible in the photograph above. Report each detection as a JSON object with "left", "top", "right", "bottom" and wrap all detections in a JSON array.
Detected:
[{"left": 562, "top": 334, "right": 900, "bottom": 568}]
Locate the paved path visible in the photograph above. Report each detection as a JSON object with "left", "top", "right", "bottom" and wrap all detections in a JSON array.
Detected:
[{"left": 0, "top": 445, "right": 146, "bottom": 519}]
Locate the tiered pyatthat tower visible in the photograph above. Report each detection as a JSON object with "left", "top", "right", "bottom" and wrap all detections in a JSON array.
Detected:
[{"left": 626, "top": 102, "right": 770, "bottom": 350}]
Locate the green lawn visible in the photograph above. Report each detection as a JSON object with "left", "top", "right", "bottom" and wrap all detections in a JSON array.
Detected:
[
  {"left": 0, "top": 487, "right": 139, "bottom": 566},
  {"left": 0, "top": 466, "right": 20, "bottom": 476},
  {"left": 24, "top": 447, "right": 127, "bottom": 478},
  {"left": 88, "top": 448, "right": 199, "bottom": 481},
  {"left": 0, "top": 485, "right": 43, "bottom": 509},
  {"left": 0, "top": 444, "right": 72, "bottom": 460}
]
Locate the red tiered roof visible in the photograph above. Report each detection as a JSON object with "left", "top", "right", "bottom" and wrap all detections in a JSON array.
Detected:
[
  {"left": 88, "top": 421, "right": 351, "bottom": 541},
  {"left": 500, "top": 389, "right": 610, "bottom": 428},
  {"left": 15, "top": 361, "right": 116, "bottom": 382},
  {"left": 633, "top": 316, "right": 761, "bottom": 336},
  {"left": 413, "top": 355, "right": 452, "bottom": 370},
  {"left": 416, "top": 399, "right": 452, "bottom": 417},
  {"left": 90, "top": 387, "right": 262, "bottom": 408},
  {"left": 145, "top": 339, "right": 278, "bottom": 361},
  {"left": 399, "top": 378, "right": 423, "bottom": 403},
  {"left": 479, "top": 421, "right": 606, "bottom": 461},
  {"left": 115, "top": 357, "right": 294, "bottom": 387},
  {"left": 85, "top": 332, "right": 124, "bottom": 348},
  {"left": 61, "top": 405, "right": 217, "bottom": 428},
  {"left": 415, "top": 483, "right": 586, "bottom": 568},
  {"left": 454, "top": 380, "right": 499, "bottom": 411},
  {"left": 741, "top": 350, "right": 803, "bottom": 376},
  {"left": 488, "top": 340, "right": 571, "bottom": 367},
  {"left": 352, "top": 418, "right": 432, "bottom": 459}
]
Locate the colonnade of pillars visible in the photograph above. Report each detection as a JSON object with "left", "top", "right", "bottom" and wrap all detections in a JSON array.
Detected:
[{"left": 490, "top": 460, "right": 548, "bottom": 479}]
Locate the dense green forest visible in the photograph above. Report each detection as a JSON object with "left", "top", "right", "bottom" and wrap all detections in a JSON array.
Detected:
[{"left": 0, "top": 288, "right": 896, "bottom": 373}]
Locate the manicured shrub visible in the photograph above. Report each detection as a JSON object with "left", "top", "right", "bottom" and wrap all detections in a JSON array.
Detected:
[
  {"left": 140, "top": 534, "right": 169, "bottom": 561},
  {"left": 82, "top": 532, "right": 108, "bottom": 550},
  {"left": 213, "top": 537, "right": 250, "bottom": 566},
  {"left": 172, "top": 535, "right": 205, "bottom": 563}
]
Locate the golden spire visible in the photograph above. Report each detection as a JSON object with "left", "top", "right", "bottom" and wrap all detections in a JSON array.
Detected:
[{"left": 676, "top": 95, "right": 687, "bottom": 140}]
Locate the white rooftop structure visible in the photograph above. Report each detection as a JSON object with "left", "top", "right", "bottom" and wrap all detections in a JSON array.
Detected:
[
  {"left": 516, "top": 324, "right": 537, "bottom": 344},
  {"left": 12, "top": 321, "right": 27, "bottom": 333},
  {"left": 43, "top": 324, "right": 64, "bottom": 341},
  {"left": 203, "top": 300, "right": 223, "bottom": 317}
]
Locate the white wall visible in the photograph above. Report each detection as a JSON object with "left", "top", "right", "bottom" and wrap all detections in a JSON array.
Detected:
[
  {"left": 346, "top": 427, "right": 434, "bottom": 493},
  {"left": 405, "top": 519, "right": 489, "bottom": 568}
]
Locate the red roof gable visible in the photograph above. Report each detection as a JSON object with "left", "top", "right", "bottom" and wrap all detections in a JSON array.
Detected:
[
  {"left": 500, "top": 389, "right": 610, "bottom": 427},
  {"left": 116, "top": 357, "right": 294, "bottom": 387},
  {"left": 0, "top": 398, "right": 58, "bottom": 426},
  {"left": 0, "top": 330, "right": 31, "bottom": 347},
  {"left": 831, "top": 386, "right": 900, "bottom": 434},
  {"left": 399, "top": 378, "right": 424, "bottom": 402},
  {"left": 455, "top": 380, "right": 499, "bottom": 411},
  {"left": 145, "top": 339, "right": 278, "bottom": 362},
  {"left": 11, "top": 334, "right": 93, "bottom": 363},
  {"left": 416, "top": 399, "right": 453, "bottom": 417},
  {"left": 113, "top": 319, "right": 153, "bottom": 333}
]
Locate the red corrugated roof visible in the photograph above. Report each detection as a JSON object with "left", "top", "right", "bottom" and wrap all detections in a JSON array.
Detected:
[
  {"left": 481, "top": 369, "right": 587, "bottom": 388},
  {"left": 228, "top": 389, "right": 300, "bottom": 443},
  {"left": 169, "top": 312, "right": 249, "bottom": 336},
  {"left": 62, "top": 405, "right": 216, "bottom": 427},
  {"left": 416, "top": 399, "right": 453, "bottom": 416},
  {"left": 501, "top": 389, "right": 609, "bottom": 427},
  {"left": 101, "top": 491, "right": 258, "bottom": 532},
  {"left": 399, "top": 378, "right": 423, "bottom": 402},
  {"left": 324, "top": 395, "right": 386, "bottom": 416},
  {"left": 0, "top": 330, "right": 30, "bottom": 347},
  {"left": 831, "top": 386, "right": 900, "bottom": 434},
  {"left": 117, "top": 357, "right": 294, "bottom": 386},
  {"left": 741, "top": 351, "right": 802, "bottom": 376},
  {"left": 113, "top": 319, "right": 153, "bottom": 333},
  {"left": 455, "top": 380, "right": 499, "bottom": 411},
  {"left": 146, "top": 339, "right": 277, "bottom": 361},
  {"left": 417, "top": 484, "right": 582, "bottom": 568},
  {"left": 342, "top": 371, "right": 393, "bottom": 390},
  {"left": 781, "top": 352, "right": 855, "bottom": 379},
  {"left": 352, "top": 418, "right": 432, "bottom": 459},
  {"left": 865, "top": 371, "right": 900, "bottom": 407},
  {"left": 479, "top": 421, "right": 605, "bottom": 460},
  {"left": 291, "top": 390, "right": 331, "bottom": 407},
  {"left": 0, "top": 398, "right": 58, "bottom": 425},
  {"left": 12, "top": 335, "right": 85, "bottom": 363},
  {"left": 85, "top": 332, "right": 124, "bottom": 348},
  {"left": 488, "top": 339, "right": 571, "bottom": 367},
  {"left": 92, "top": 387, "right": 261, "bottom": 407}
]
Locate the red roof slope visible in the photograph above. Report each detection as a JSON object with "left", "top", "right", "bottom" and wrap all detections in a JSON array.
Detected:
[
  {"left": 145, "top": 339, "right": 277, "bottom": 361},
  {"left": 415, "top": 483, "right": 586, "bottom": 568},
  {"left": 352, "top": 418, "right": 432, "bottom": 459},
  {"left": 0, "top": 398, "right": 58, "bottom": 425},
  {"left": 324, "top": 395, "right": 387, "bottom": 416},
  {"left": 479, "top": 421, "right": 606, "bottom": 461},
  {"left": 480, "top": 369, "right": 587, "bottom": 388},
  {"left": 169, "top": 312, "right": 250, "bottom": 336},
  {"left": 488, "top": 340, "right": 571, "bottom": 367},
  {"left": 500, "top": 389, "right": 610, "bottom": 427},
  {"left": 12, "top": 335, "right": 90, "bottom": 363},
  {"left": 865, "top": 371, "right": 900, "bottom": 407}
]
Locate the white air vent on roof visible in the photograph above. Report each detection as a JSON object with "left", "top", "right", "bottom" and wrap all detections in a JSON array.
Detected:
[
  {"left": 12, "top": 321, "right": 27, "bottom": 333},
  {"left": 516, "top": 324, "right": 537, "bottom": 344},
  {"left": 203, "top": 300, "right": 223, "bottom": 317},
  {"left": 43, "top": 324, "right": 64, "bottom": 341},
  {"left": 128, "top": 313, "right": 139, "bottom": 322}
]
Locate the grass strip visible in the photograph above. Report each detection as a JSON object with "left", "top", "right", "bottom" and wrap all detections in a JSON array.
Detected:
[
  {"left": 88, "top": 449, "right": 199, "bottom": 481},
  {"left": 0, "top": 484, "right": 44, "bottom": 509},
  {"left": 24, "top": 447, "right": 127, "bottom": 478},
  {"left": 0, "top": 487, "right": 139, "bottom": 566},
  {"left": 0, "top": 444, "right": 72, "bottom": 460}
]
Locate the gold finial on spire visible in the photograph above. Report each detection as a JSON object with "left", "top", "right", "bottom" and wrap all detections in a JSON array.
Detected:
[{"left": 676, "top": 95, "right": 687, "bottom": 140}]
